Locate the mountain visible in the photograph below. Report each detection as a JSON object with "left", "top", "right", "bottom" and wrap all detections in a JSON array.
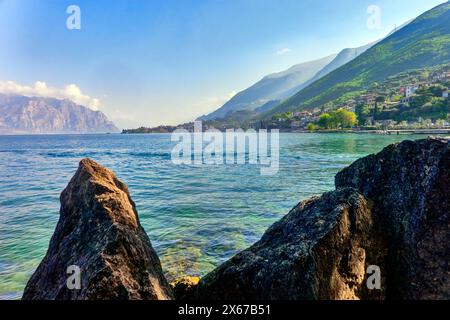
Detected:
[
  {"left": 198, "top": 55, "right": 336, "bottom": 121},
  {"left": 265, "top": 2, "right": 450, "bottom": 118},
  {"left": 281, "top": 42, "right": 375, "bottom": 98},
  {"left": 0, "top": 94, "right": 120, "bottom": 134},
  {"left": 199, "top": 40, "right": 377, "bottom": 121}
]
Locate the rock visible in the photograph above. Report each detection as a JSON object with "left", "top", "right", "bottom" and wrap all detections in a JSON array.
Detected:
[
  {"left": 170, "top": 276, "right": 200, "bottom": 300},
  {"left": 195, "top": 188, "right": 385, "bottom": 300},
  {"left": 335, "top": 137, "right": 450, "bottom": 299},
  {"left": 22, "top": 159, "right": 173, "bottom": 300},
  {"left": 194, "top": 137, "right": 449, "bottom": 300}
]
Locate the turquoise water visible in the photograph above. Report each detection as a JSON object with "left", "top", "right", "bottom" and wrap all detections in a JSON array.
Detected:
[{"left": 0, "top": 133, "right": 428, "bottom": 299}]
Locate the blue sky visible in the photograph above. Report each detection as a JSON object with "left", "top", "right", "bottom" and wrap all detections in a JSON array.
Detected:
[{"left": 0, "top": 0, "right": 447, "bottom": 128}]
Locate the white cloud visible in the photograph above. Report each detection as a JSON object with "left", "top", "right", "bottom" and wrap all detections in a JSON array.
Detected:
[
  {"left": 193, "top": 91, "right": 238, "bottom": 116},
  {"left": 204, "top": 91, "right": 237, "bottom": 105},
  {"left": 276, "top": 48, "right": 292, "bottom": 55},
  {"left": 0, "top": 80, "right": 100, "bottom": 110}
]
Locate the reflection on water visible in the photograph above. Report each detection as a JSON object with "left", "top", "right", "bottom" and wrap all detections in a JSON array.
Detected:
[{"left": 0, "top": 133, "right": 425, "bottom": 299}]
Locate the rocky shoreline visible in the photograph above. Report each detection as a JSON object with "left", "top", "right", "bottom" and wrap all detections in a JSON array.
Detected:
[{"left": 22, "top": 137, "right": 449, "bottom": 300}]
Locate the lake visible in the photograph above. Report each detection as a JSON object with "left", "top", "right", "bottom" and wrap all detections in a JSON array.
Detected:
[{"left": 0, "top": 133, "right": 429, "bottom": 299}]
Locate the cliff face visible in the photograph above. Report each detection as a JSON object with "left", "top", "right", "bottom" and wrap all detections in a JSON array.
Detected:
[
  {"left": 194, "top": 137, "right": 449, "bottom": 300},
  {"left": 22, "top": 159, "right": 173, "bottom": 300},
  {"left": 0, "top": 94, "right": 119, "bottom": 134}
]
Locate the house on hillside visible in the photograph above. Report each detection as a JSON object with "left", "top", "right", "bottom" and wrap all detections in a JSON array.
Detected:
[
  {"left": 357, "top": 94, "right": 375, "bottom": 105},
  {"left": 291, "top": 121, "right": 301, "bottom": 129},
  {"left": 401, "top": 96, "right": 413, "bottom": 104},
  {"left": 432, "top": 71, "right": 450, "bottom": 82},
  {"left": 443, "top": 91, "right": 449, "bottom": 99},
  {"left": 405, "top": 85, "right": 419, "bottom": 98},
  {"left": 293, "top": 111, "right": 313, "bottom": 118}
]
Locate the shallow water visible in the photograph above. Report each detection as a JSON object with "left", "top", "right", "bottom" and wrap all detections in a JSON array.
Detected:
[{"left": 0, "top": 133, "right": 427, "bottom": 299}]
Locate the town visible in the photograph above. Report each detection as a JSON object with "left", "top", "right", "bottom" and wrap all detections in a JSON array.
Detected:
[{"left": 256, "top": 64, "right": 450, "bottom": 132}]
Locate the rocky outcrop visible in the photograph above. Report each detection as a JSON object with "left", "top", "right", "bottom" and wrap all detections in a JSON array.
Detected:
[
  {"left": 22, "top": 159, "right": 173, "bottom": 300},
  {"left": 335, "top": 137, "right": 450, "bottom": 299},
  {"left": 194, "top": 137, "right": 449, "bottom": 300},
  {"left": 194, "top": 188, "right": 386, "bottom": 300}
]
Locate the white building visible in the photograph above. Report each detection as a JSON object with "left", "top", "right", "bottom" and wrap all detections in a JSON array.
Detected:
[
  {"left": 443, "top": 91, "right": 449, "bottom": 99},
  {"left": 405, "top": 85, "right": 419, "bottom": 98}
]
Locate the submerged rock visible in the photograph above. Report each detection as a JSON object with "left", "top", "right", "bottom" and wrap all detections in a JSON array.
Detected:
[
  {"left": 22, "top": 159, "right": 173, "bottom": 300},
  {"left": 194, "top": 137, "right": 449, "bottom": 300}
]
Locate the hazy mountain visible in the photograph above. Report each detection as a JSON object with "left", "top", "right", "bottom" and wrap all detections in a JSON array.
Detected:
[
  {"left": 281, "top": 42, "right": 375, "bottom": 98},
  {"left": 198, "top": 55, "right": 336, "bottom": 121},
  {"left": 265, "top": 2, "right": 450, "bottom": 117},
  {"left": 0, "top": 94, "right": 119, "bottom": 134},
  {"left": 199, "top": 40, "right": 377, "bottom": 121}
]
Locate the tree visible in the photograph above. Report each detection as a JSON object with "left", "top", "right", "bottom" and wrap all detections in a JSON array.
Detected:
[
  {"left": 317, "top": 109, "right": 357, "bottom": 129},
  {"left": 375, "top": 96, "right": 386, "bottom": 103},
  {"left": 331, "top": 109, "right": 357, "bottom": 128},
  {"left": 272, "top": 113, "right": 282, "bottom": 120},
  {"left": 436, "top": 119, "right": 446, "bottom": 127},
  {"left": 355, "top": 104, "right": 370, "bottom": 125},
  {"left": 317, "top": 113, "right": 333, "bottom": 129},
  {"left": 306, "top": 123, "right": 318, "bottom": 131},
  {"left": 283, "top": 112, "right": 293, "bottom": 120},
  {"left": 373, "top": 103, "right": 379, "bottom": 119}
]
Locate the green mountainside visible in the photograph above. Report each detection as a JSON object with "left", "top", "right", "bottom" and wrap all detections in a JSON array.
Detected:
[{"left": 263, "top": 2, "right": 450, "bottom": 118}]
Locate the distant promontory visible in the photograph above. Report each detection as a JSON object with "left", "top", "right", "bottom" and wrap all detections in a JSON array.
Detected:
[{"left": 0, "top": 94, "right": 119, "bottom": 134}]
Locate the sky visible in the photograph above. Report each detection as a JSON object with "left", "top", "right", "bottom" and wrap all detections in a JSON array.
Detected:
[{"left": 0, "top": 0, "right": 447, "bottom": 128}]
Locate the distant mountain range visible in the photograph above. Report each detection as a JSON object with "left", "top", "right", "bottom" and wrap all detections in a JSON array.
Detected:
[
  {"left": 0, "top": 94, "right": 119, "bottom": 134},
  {"left": 264, "top": 2, "right": 450, "bottom": 118},
  {"left": 199, "top": 38, "right": 376, "bottom": 121},
  {"left": 198, "top": 55, "right": 336, "bottom": 121}
]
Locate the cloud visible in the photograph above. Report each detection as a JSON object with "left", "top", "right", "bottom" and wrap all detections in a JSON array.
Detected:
[
  {"left": 276, "top": 48, "right": 292, "bottom": 55},
  {"left": 193, "top": 91, "right": 238, "bottom": 116},
  {"left": 204, "top": 91, "right": 237, "bottom": 105},
  {"left": 0, "top": 80, "right": 101, "bottom": 110}
]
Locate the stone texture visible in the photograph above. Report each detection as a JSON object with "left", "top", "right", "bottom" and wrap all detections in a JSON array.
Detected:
[
  {"left": 335, "top": 137, "right": 450, "bottom": 299},
  {"left": 22, "top": 159, "right": 173, "bottom": 300}
]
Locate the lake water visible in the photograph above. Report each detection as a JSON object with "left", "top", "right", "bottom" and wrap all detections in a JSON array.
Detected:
[{"left": 0, "top": 133, "right": 428, "bottom": 299}]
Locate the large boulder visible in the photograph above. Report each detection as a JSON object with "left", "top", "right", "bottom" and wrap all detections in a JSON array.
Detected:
[
  {"left": 335, "top": 137, "right": 450, "bottom": 299},
  {"left": 195, "top": 188, "right": 386, "bottom": 300},
  {"left": 22, "top": 159, "right": 173, "bottom": 300},
  {"left": 194, "top": 137, "right": 449, "bottom": 300}
]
